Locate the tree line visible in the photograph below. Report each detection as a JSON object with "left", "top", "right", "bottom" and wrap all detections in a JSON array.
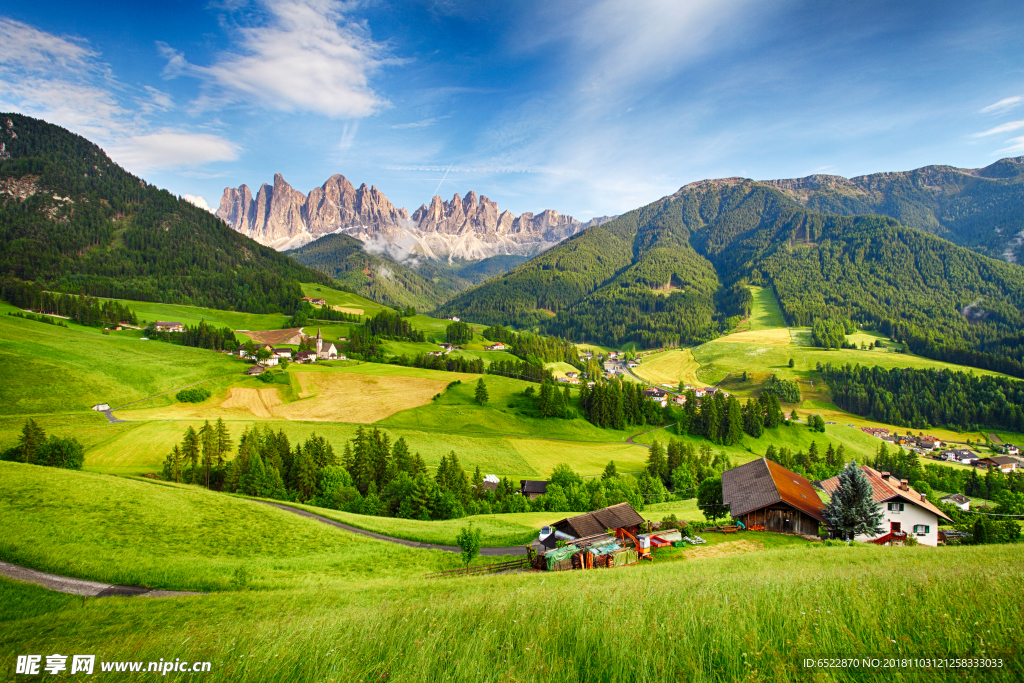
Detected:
[
  {"left": 145, "top": 319, "right": 238, "bottom": 351},
  {"left": 822, "top": 362, "right": 1024, "bottom": 432},
  {"left": 2, "top": 419, "right": 84, "bottom": 469},
  {"left": 1, "top": 280, "right": 137, "bottom": 328}
]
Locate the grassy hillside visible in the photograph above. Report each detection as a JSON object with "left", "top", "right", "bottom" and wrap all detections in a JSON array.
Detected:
[
  {"left": 0, "top": 113, "right": 329, "bottom": 313},
  {"left": 0, "top": 462, "right": 476, "bottom": 591},
  {"left": 2, "top": 505, "right": 1021, "bottom": 682},
  {"left": 0, "top": 301, "right": 239, "bottom": 414}
]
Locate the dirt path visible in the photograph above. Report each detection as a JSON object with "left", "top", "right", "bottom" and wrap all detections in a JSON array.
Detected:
[
  {"left": 259, "top": 502, "right": 529, "bottom": 556},
  {"left": 103, "top": 373, "right": 239, "bottom": 421},
  {"left": 0, "top": 560, "right": 202, "bottom": 598},
  {"left": 624, "top": 423, "right": 677, "bottom": 447}
]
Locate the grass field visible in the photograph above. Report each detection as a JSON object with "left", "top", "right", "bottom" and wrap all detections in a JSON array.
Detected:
[
  {"left": 631, "top": 348, "right": 708, "bottom": 387},
  {"left": 0, "top": 462, "right": 476, "bottom": 591},
  {"left": 747, "top": 285, "right": 787, "bottom": 330},
  {"left": 0, "top": 304, "right": 240, "bottom": 415},
  {"left": 95, "top": 298, "right": 289, "bottom": 331},
  {"left": 299, "top": 283, "right": 388, "bottom": 317}
]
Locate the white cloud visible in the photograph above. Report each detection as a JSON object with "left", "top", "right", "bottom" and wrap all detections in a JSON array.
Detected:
[
  {"left": 973, "top": 120, "right": 1024, "bottom": 137},
  {"left": 980, "top": 96, "right": 1022, "bottom": 114},
  {"left": 165, "top": 0, "right": 392, "bottom": 118},
  {"left": 995, "top": 135, "right": 1024, "bottom": 156},
  {"left": 182, "top": 194, "right": 214, "bottom": 212},
  {"left": 108, "top": 132, "right": 240, "bottom": 171},
  {"left": 391, "top": 117, "right": 442, "bottom": 129}
]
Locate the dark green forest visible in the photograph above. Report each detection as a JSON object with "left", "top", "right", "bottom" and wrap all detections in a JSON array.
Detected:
[
  {"left": 439, "top": 178, "right": 1024, "bottom": 376},
  {"left": 0, "top": 113, "right": 328, "bottom": 314}
]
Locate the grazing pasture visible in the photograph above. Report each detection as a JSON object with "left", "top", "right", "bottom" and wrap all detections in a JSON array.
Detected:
[{"left": 631, "top": 348, "right": 708, "bottom": 387}]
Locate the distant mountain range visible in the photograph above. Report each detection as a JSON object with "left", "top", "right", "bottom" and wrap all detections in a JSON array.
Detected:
[
  {"left": 438, "top": 161, "right": 1024, "bottom": 377},
  {"left": 216, "top": 173, "right": 615, "bottom": 260}
]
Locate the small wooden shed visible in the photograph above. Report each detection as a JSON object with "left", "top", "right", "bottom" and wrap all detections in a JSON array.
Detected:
[{"left": 721, "top": 458, "right": 826, "bottom": 536}]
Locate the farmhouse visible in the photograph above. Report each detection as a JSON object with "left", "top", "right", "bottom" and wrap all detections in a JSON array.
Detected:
[
  {"left": 940, "top": 493, "right": 971, "bottom": 511},
  {"left": 486, "top": 342, "right": 507, "bottom": 351},
  {"left": 294, "top": 351, "right": 316, "bottom": 363},
  {"left": 272, "top": 348, "right": 292, "bottom": 359},
  {"left": 818, "top": 466, "right": 953, "bottom": 547},
  {"left": 721, "top": 459, "right": 827, "bottom": 536},
  {"left": 246, "top": 365, "right": 266, "bottom": 376},
  {"left": 154, "top": 321, "right": 184, "bottom": 333},
  {"left": 566, "top": 371, "right": 579, "bottom": 379},
  {"left": 438, "top": 343, "right": 454, "bottom": 352},
  {"left": 519, "top": 480, "right": 548, "bottom": 500},
  {"left": 942, "top": 449, "right": 976, "bottom": 464},
  {"left": 977, "top": 456, "right": 1018, "bottom": 472},
  {"left": 473, "top": 474, "right": 500, "bottom": 494},
  {"left": 310, "top": 298, "right": 326, "bottom": 306},
  {"left": 998, "top": 444, "right": 1019, "bottom": 456},
  {"left": 447, "top": 316, "right": 460, "bottom": 322}
]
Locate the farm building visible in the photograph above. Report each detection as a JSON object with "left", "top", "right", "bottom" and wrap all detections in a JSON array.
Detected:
[
  {"left": 818, "top": 466, "right": 953, "bottom": 547},
  {"left": 519, "top": 480, "right": 548, "bottom": 499},
  {"left": 154, "top": 321, "right": 184, "bottom": 332},
  {"left": 977, "top": 456, "right": 1018, "bottom": 473},
  {"left": 246, "top": 365, "right": 267, "bottom": 376},
  {"left": 721, "top": 458, "right": 826, "bottom": 536},
  {"left": 294, "top": 351, "right": 317, "bottom": 363},
  {"left": 940, "top": 493, "right": 970, "bottom": 511},
  {"left": 534, "top": 503, "right": 653, "bottom": 571}
]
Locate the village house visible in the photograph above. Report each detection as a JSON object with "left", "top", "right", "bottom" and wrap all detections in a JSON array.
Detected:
[
  {"left": 627, "top": 360, "right": 639, "bottom": 368},
  {"left": 566, "top": 371, "right": 579, "bottom": 379},
  {"left": 154, "top": 321, "right": 184, "bottom": 333},
  {"left": 438, "top": 343, "right": 454, "bottom": 352},
  {"left": 940, "top": 493, "right": 971, "bottom": 511},
  {"left": 486, "top": 342, "right": 507, "bottom": 351},
  {"left": 519, "top": 480, "right": 548, "bottom": 500},
  {"left": 294, "top": 351, "right": 317, "bottom": 363},
  {"left": 819, "top": 467, "right": 953, "bottom": 547},
  {"left": 310, "top": 298, "right": 326, "bottom": 306},
  {"left": 942, "top": 448, "right": 976, "bottom": 464},
  {"left": 447, "top": 316, "right": 460, "bottom": 322},
  {"left": 473, "top": 474, "right": 501, "bottom": 495},
  {"left": 998, "top": 444, "right": 1019, "bottom": 456},
  {"left": 272, "top": 348, "right": 292, "bottom": 359},
  {"left": 246, "top": 365, "right": 267, "bottom": 376},
  {"left": 977, "top": 456, "right": 1018, "bottom": 473},
  {"left": 721, "top": 459, "right": 827, "bottom": 536}
]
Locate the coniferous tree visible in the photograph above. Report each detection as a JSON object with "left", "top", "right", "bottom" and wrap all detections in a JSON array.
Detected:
[
  {"left": 182, "top": 426, "right": 200, "bottom": 484},
  {"left": 17, "top": 418, "right": 46, "bottom": 464},
  {"left": 602, "top": 460, "right": 618, "bottom": 479},
  {"left": 475, "top": 378, "right": 489, "bottom": 406},
  {"left": 822, "top": 463, "right": 885, "bottom": 541}
]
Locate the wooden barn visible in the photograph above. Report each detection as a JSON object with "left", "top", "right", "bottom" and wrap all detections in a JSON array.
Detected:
[
  {"left": 721, "top": 458, "right": 826, "bottom": 536},
  {"left": 542, "top": 502, "right": 645, "bottom": 550}
]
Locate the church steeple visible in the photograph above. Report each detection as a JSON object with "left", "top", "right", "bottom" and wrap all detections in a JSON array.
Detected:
[{"left": 316, "top": 327, "right": 323, "bottom": 356}]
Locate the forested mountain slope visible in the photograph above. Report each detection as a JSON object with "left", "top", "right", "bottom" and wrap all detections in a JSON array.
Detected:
[
  {"left": 760, "top": 157, "right": 1024, "bottom": 263},
  {"left": 439, "top": 178, "right": 1024, "bottom": 375},
  {"left": 285, "top": 233, "right": 465, "bottom": 310},
  {"left": 0, "top": 114, "right": 329, "bottom": 314}
]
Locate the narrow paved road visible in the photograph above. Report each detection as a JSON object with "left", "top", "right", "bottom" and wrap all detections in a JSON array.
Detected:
[
  {"left": 259, "top": 502, "right": 530, "bottom": 556},
  {"left": 0, "top": 560, "right": 202, "bottom": 598}
]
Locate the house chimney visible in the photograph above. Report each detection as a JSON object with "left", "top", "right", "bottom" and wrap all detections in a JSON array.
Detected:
[
  {"left": 900, "top": 480, "right": 909, "bottom": 491},
  {"left": 881, "top": 472, "right": 890, "bottom": 480},
  {"left": 920, "top": 492, "right": 927, "bottom": 502}
]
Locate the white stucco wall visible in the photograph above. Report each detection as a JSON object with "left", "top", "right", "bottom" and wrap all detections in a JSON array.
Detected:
[{"left": 855, "top": 499, "right": 942, "bottom": 547}]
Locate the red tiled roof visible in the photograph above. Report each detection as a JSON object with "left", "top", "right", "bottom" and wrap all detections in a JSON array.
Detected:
[{"left": 819, "top": 466, "right": 953, "bottom": 523}]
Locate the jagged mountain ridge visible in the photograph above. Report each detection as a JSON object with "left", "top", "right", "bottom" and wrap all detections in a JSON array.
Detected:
[{"left": 217, "top": 173, "right": 612, "bottom": 260}]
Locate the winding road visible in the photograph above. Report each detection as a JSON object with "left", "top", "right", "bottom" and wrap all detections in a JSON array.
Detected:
[{"left": 0, "top": 560, "right": 202, "bottom": 599}]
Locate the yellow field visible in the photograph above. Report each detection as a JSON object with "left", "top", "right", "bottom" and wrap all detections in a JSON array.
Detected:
[
  {"left": 713, "top": 327, "right": 793, "bottom": 345},
  {"left": 116, "top": 372, "right": 448, "bottom": 423},
  {"left": 544, "top": 361, "right": 578, "bottom": 378},
  {"left": 333, "top": 305, "right": 364, "bottom": 315},
  {"left": 631, "top": 348, "right": 709, "bottom": 387},
  {"left": 221, "top": 387, "right": 282, "bottom": 419}
]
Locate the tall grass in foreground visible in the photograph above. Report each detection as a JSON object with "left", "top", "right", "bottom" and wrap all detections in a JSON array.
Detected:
[{"left": 2, "top": 543, "right": 1021, "bottom": 683}]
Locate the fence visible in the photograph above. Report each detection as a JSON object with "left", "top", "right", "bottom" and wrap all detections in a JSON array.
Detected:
[{"left": 423, "top": 557, "right": 529, "bottom": 579}]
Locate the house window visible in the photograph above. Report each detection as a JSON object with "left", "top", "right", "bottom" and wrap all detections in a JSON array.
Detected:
[
  {"left": 887, "top": 502, "right": 905, "bottom": 512},
  {"left": 913, "top": 525, "right": 930, "bottom": 535}
]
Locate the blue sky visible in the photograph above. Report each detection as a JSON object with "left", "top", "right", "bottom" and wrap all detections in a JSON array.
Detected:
[{"left": 2, "top": 0, "right": 1023, "bottom": 219}]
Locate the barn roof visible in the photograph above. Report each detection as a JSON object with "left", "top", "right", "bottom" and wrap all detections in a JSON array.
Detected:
[
  {"left": 721, "top": 458, "right": 827, "bottom": 523},
  {"left": 520, "top": 480, "right": 548, "bottom": 495},
  {"left": 552, "top": 502, "right": 645, "bottom": 539}
]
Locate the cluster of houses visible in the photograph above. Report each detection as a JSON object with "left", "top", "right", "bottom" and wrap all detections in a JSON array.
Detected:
[
  {"left": 239, "top": 328, "right": 345, "bottom": 374},
  {"left": 153, "top": 321, "right": 185, "bottom": 333},
  {"left": 301, "top": 296, "right": 327, "bottom": 306},
  {"left": 719, "top": 457, "right": 956, "bottom": 547},
  {"left": 861, "top": 427, "right": 1023, "bottom": 473}
]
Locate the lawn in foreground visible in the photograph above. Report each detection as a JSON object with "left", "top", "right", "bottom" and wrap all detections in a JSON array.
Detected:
[
  {"left": 0, "top": 462, "right": 480, "bottom": 591},
  {"left": 1, "top": 541, "right": 1020, "bottom": 683}
]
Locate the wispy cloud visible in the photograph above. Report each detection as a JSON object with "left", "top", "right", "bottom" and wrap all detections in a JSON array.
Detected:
[
  {"left": 973, "top": 120, "right": 1024, "bottom": 137},
  {"left": 108, "top": 132, "right": 240, "bottom": 171},
  {"left": 0, "top": 17, "right": 239, "bottom": 175},
  {"left": 980, "top": 96, "right": 1022, "bottom": 114},
  {"left": 995, "top": 136, "right": 1024, "bottom": 156},
  {"left": 391, "top": 117, "right": 444, "bottom": 129},
  {"left": 163, "top": 0, "right": 393, "bottom": 118}
]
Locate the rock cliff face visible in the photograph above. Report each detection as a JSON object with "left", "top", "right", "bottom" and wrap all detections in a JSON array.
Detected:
[{"left": 216, "top": 173, "right": 603, "bottom": 260}]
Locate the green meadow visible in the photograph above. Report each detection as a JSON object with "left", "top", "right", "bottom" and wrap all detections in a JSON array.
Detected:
[{"left": 1, "top": 463, "right": 1021, "bottom": 683}]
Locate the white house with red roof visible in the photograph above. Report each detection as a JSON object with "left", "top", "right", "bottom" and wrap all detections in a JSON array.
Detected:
[{"left": 819, "top": 466, "right": 953, "bottom": 547}]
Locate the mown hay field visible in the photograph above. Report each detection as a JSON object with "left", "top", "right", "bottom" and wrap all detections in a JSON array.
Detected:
[
  {"left": 746, "top": 285, "right": 787, "bottom": 330},
  {"left": 631, "top": 348, "right": 708, "bottom": 387},
  {"left": 299, "top": 283, "right": 387, "bottom": 317}
]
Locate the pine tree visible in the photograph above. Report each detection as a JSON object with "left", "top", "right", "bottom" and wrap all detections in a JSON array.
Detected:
[
  {"left": 199, "top": 421, "right": 215, "bottom": 488},
  {"left": 825, "top": 443, "right": 837, "bottom": 467},
  {"left": 602, "top": 460, "right": 618, "bottom": 479},
  {"left": 538, "top": 380, "right": 552, "bottom": 416},
  {"left": 725, "top": 397, "right": 743, "bottom": 446},
  {"left": 808, "top": 440, "right": 819, "bottom": 463},
  {"left": 646, "top": 440, "right": 667, "bottom": 484},
  {"left": 215, "top": 418, "right": 233, "bottom": 468},
  {"left": 474, "top": 378, "right": 489, "bottom": 406},
  {"left": 822, "top": 463, "right": 885, "bottom": 541},
  {"left": 182, "top": 426, "right": 201, "bottom": 484},
  {"left": 471, "top": 465, "right": 484, "bottom": 499},
  {"left": 17, "top": 418, "right": 46, "bottom": 464},
  {"left": 293, "top": 447, "right": 317, "bottom": 501}
]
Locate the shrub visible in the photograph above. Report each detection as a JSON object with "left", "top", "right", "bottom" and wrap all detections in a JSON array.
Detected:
[
  {"left": 176, "top": 387, "right": 211, "bottom": 403},
  {"left": 257, "top": 372, "right": 275, "bottom": 384}
]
